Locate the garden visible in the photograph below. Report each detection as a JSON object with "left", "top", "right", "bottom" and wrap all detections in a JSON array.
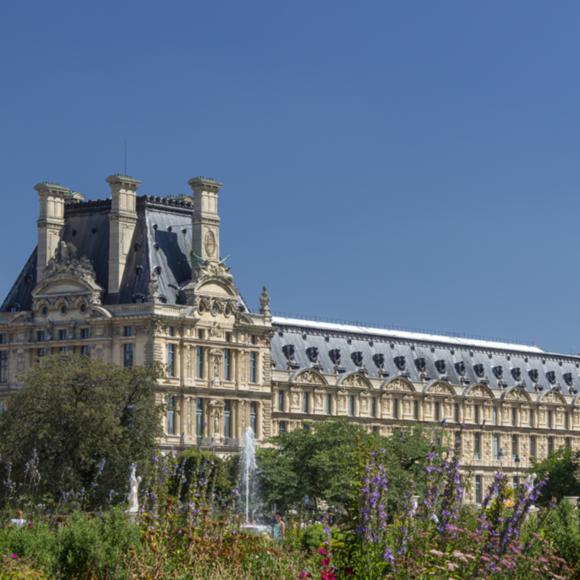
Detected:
[{"left": 0, "top": 355, "right": 579, "bottom": 579}]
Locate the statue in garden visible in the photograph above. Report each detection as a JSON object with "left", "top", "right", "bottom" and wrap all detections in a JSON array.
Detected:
[{"left": 127, "top": 463, "right": 142, "bottom": 515}]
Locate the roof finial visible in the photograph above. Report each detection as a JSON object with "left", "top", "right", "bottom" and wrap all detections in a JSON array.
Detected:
[{"left": 259, "top": 286, "right": 271, "bottom": 317}]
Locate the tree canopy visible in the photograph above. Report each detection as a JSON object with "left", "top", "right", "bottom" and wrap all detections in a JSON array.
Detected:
[
  {"left": 257, "top": 419, "right": 440, "bottom": 518},
  {"left": 532, "top": 447, "right": 580, "bottom": 505},
  {"left": 0, "top": 354, "right": 162, "bottom": 508}
]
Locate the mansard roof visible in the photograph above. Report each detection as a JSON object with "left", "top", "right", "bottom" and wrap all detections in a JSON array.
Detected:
[
  {"left": 1, "top": 195, "right": 198, "bottom": 311},
  {"left": 271, "top": 316, "right": 580, "bottom": 396}
]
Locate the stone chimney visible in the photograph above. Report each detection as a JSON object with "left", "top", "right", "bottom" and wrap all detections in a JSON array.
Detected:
[
  {"left": 188, "top": 177, "right": 223, "bottom": 265},
  {"left": 107, "top": 174, "right": 141, "bottom": 299},
  {"left": 34, "top": 182, "right": 71, "bottom": 282}
]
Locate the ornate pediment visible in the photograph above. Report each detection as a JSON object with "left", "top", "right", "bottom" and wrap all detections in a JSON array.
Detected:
[
  {"left": 464, "top": 383, "right": 495, "bottom": 400},
  {"left": 181, "top": 258, "right": 241, "bottom": 316},
  {"left": 539, "top": 387, "right": 567, "bottom": 405},
  {"left": 424, "top": 380, "right": 456, "bottom": 397},
  {"left": 381, "top": 377, "right": 416, "bottom": 394},
  {"left": 501, "top": 385, "right": 531, "bottom": 402},
  {"left": 338, "top": 371, "right": 372, "bottom": 389},
  {"left": 290, "top": 368, "right": 328, "bottom": 386},
  {"left": 33, "top": 241, "right": 103, "bottom": 307}
]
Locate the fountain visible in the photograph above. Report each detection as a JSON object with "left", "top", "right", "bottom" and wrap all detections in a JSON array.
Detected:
[{"left": 239, "top": 427, "right": 270, "bottom": 535}]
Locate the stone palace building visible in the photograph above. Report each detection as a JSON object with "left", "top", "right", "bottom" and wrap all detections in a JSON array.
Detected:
[{"left": 0, "top": 174, "right": 579, "bottom": 503}]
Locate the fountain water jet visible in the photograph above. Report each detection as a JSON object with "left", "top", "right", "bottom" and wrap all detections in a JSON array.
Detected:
[{"left": 239, "top": 427, "right": 270, "bottom": 535}]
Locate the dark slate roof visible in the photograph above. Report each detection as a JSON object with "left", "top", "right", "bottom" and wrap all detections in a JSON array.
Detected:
[
  {"left": 1, "top": 196, "right": 196, "bottom": 311},
  {"left": 1, "top": 249, "right": 37, "bottom": 312},
  {"left": 271, "top": 317, "right": 580, "bottom": 395}
]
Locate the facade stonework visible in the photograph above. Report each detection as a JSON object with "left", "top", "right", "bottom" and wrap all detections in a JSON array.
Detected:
[{"left": 0, "top": 174, "right": 579, "bottom": 504}]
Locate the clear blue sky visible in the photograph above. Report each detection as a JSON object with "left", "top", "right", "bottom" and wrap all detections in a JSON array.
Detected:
[{"left": 1, "top": 1, "right": 580, "bottom": 353}]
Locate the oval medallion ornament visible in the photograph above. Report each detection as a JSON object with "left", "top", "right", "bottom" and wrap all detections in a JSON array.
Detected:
[{"left": 204, "top": 230, "right": 216, "bottom": 258}]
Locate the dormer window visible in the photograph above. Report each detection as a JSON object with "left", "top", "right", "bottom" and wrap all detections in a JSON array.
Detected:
[
  {"left": 329, "top": 349, "right": 341, "bottom": 365},
  {"left": 511, "top": 367, "right": 521, "bottom": 382},
  {"left": 454, "top": 361, "right": 465, "bottom": 376},
  {"left": 529, "top": 369, "right": 539, "bottom": 383},
  {"left": 435, "top": 359, "right": 446, "bottom": 375},
  {"left": 563, "top": 372, "right": 573, "bottom": 387},
  {"left": 492, "top": 365, "right": 503, "bottom": 380},
  {"left": 282, "top": 344, "right": 295, "bottom": 361},
  {"left": 546, "top": 370, "right": 556, "bottom": 385},
  {"left": 351, "top": 351, "right": 364, "bottom": 367},
  {"left": 474, "top": 363, "right": 485, "bottom": 378},
  {"left": 306, "top": 346, "right": 319, "bottom": 363},
  {"left": 415, "top": 357, "right": 426, "bottom": 373},
  {"left": 372, "top": 353, "right": 385, "bottom": 369},
  {"left": 394, "top": 355, "right": 406, "bottom": 371}
]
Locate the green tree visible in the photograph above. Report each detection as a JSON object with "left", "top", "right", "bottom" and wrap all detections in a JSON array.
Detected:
[
  {"left": 531, "top": 447, "right": 580, "bottom": 505},
  {"left": 258, "top": 420, "right": 438, "bottom": 519},
  {"left": 0, "top": 353, "right": 162, "bottom": 508}
]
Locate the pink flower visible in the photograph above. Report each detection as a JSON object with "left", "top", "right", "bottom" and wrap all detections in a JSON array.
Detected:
[
  {"left": 319, "top": 547, "right": 327, "bottom": 556},
  {"left": 9, "top": 553, "right": 18, "bottom": 560}
]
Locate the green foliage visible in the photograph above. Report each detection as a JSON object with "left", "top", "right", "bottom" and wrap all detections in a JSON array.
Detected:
[
  {"left": 0, "top": 353, "right": 162, "bottom": 509},
  {"left": 0, "top": 509, "right": 139, "bottom": 579},
  {"left": 258, "top": 420, "right": 376, "bottom": 515},
  {"left": 301, "top": 523, "right": 326, "bottom": 550},
  {"left": 533, "top": 499, "right": 580, "bottom": 570},
  {"left": 258, "top": 420, "right": 439, "bottom": 519},
  {"left": 174, "top": 449, "right": 235, "bottom": 506},
  {"left": 531, "top": 447, "right": 580, "bottom": 505}
]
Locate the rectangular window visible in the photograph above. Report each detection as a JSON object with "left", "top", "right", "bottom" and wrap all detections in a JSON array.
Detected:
[
  {"left": 123, "top": 343, "right": 134, "bottom": 368},
  {"left": 491, "top": 406, "right": 498, "bottom": 426},
  {"left": 473, "top": 404, "right": 480, "bottom": 424},
  {"left": 123, "top": 326, "right": 134, "bottom": 338},
  {"left": 0, "top": 352, "right": 7, "bottom": 384},
  {"left": 348, "top": 395, "right": 356, "bottom": 417},
  {"left": 454, "top": 403, "right": 460, "bottom": 423},
  {"left": 548, "top": 410, "right": 554, "bottom": 429},
  {"left": 37, "top": 348, "right": 47, "bottom": 359},
  {"left": 392, "top": 398, "right": 400, "bottom": 419},
  {"left": 225, "top": 331, "right": 233, "bottom": 342},
  {"left": 413, "top": 399, "right": 419, "bottom": 420},
  {"left": 196, "top": 346, "right": 204, "bottom": 379},
  {"left": 166, "top": 395, "right": 176, "bottom": 435},
  {"left": 80, "top": 327, "right": 91, "bottom": 339},
  {"left": 250, "top": 402, "right": 258, "bottom": 435},
  {"left": 80, "top": 345, "right": 91, "bottom": 357},
  {"left": 530, "top": 435, "right": 537, "bottom": 459},
  {"left": 565, "top": 437, "right": 572, "bottom": 451},
  {"left": 167, "top": 326, "right": 175, "bottom": 337},
  {"left": 279, "top": 420, "right": 287, "bottom": 434},
  {"left": 58, "top": 329, "right": 67, "bottom": 341},
  {"left": 303, "top": 392, "right": 310, "bottom": 414},
  {"left": 473, "top": 432, "right": 481, "bottom": 460},
  {"left": 0, "top": 334, "right": 6, "bottom": 345},
  {"left": 434, "top": 401, "right": 441, "bottom": 422},
  {"left": 195, "top": 399, "right": 204, "bottom": 438},
  {"left": 454, "top": 431, "right": 462, "bottom": 455},
  {"left": 475, "top": 475, "right": 483, "bottom": 504},
  {"left": 325, "top": 393, "right": 332, "bottom": 415},
  {"left": 197, "top": 328, "right": 206, "bottom": 339},
  {"left": 278, "top": 391, "right": 285, "bottom": 412},
  {"left": 493, "top": 433, "right": 501, "bottom": 460},
  {"left": 512, "top": 434, "right": 519, "bottom": 461},
  {"left": 372, "top": 425, "right": 380, "bottom": 434},
  {"left": 512, "top": 407, "right": 518, "bottom": 427},
  {"left": 224, "top": 400, "right": 232, "bottom": 439},
  {"left": 251, "top": 335, "right": 257, "bottom": 345},
  {"left": 166, "top": 344, "right": 176, "bottom": 377},
  {"left": 548, "top": 436, "right": 555, "bottom": 455},
  {"left": 565, "top": 412, "right": 570, "bottom": 431},
  {"left": 371, "top": 397, "right": 378, "bottom": 418},
  {"left": 36, "top": 330, "right": 45, "bottom": 342},
  {"left": 223, "top": 349, "right": 232, "bottom": 381},
  {"left": 249, "top": 352, "right": 258, "bottom": 383}
]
